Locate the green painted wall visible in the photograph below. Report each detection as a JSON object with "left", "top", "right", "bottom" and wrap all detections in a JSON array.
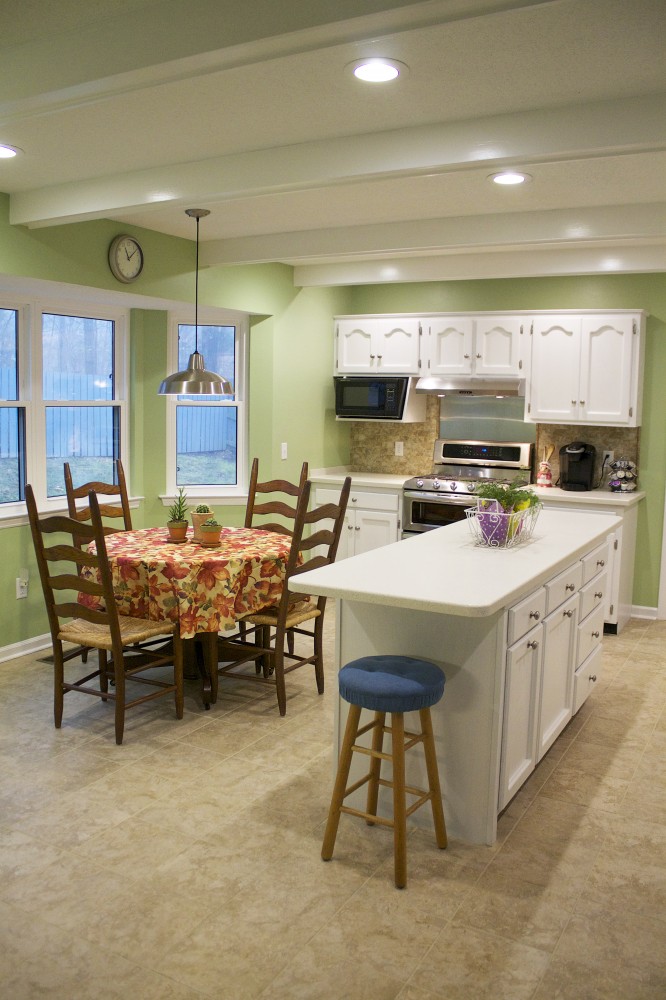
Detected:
[{"left": 349, "top": 274, "right": 666, "bottom": 609}]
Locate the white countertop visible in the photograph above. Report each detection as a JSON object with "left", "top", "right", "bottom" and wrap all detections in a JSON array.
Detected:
[
  {"left": 311, "top": 467, "right": 645, "bottom": 508},
  {"left": 291, "top": 509, "right": 619, "bottom": 618}
]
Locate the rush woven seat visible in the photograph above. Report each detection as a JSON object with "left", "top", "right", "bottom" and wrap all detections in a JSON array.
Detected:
[
  {"left": 322, "top": 654, "right": 448, "bottom": 888},
  {"left": 26, "top": 484, "right": 183, "bottom": 745}
]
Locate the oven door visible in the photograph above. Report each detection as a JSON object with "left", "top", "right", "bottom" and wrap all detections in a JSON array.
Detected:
[{"left": 403, "top": 490, "right": 475, "bottom": 533}]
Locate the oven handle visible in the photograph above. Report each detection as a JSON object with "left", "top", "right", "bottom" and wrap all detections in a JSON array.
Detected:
[{"left": 403, "top": 490, "right": 475, "bottom": 507}]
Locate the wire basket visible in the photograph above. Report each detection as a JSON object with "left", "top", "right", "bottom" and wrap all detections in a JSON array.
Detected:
[{"left": 465, "top": 503, "right": 542, "bottom": 549}]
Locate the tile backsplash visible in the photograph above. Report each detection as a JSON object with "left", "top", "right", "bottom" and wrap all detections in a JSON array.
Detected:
[{"left": 349, "top": 400, "right": 641, "bottom": 487}]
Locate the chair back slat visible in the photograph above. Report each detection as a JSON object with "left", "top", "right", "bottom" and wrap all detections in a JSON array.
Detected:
[
  {"left": 64, "top": 460, "right": 132, "bottom": 531},
  {"left": 244, "top": 458, "right": 309, "bottom": 534}
]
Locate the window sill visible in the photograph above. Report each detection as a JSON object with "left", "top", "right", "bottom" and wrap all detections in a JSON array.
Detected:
[
  {"left": 160, "top": 492, "right": 248, "bottom": 508},
  {"left": 1, "top": 496, "right": 143, "bottom": 529}
]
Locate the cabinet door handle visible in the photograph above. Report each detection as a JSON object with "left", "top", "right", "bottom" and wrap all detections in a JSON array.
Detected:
[
  {"left": 594, "top": 591, "right": 603, "bottom": 599},
  {"left": 464, "top": 353, "right": 470, "bottom": 359},
  {"left": 563, "top": 609, "right": 573, "bottom": 618},
  {"left": 580, "top": 400, "right": 585, "bottom": 406},
  {"left": 370, "top": 353, "right": 376, "bottom": 360},
  {"left": 476, "top": 353, "right": 482, "bottom": 359},
  {"left": 592, "top": 630, "right": 600, "bottom": 639},
  {"left": 377, "top": 354, "right": 382, "bottom": 361},
  {"left": 347, "top": 524, "right": 353, "bottom": 530},
  {"left": 589, "top": 674, "right": 597, "bottom": 683},
  {"left": 565, "top": 583, "right": 575, "bottom": 591},
  {"left": 355, "top": 526, "right": 360, "bottom": 531},
  {"left": 351, "top": 497, "right": 357, "bottom": 502},
  {"left": 527, "top": 640, "right": 539, "bottom": 649},
  {"left": 571, "top": 399, "right": 577, "bottom": 405},
  {"left": 529, "top": 610, "right": 540, "bottom": 620},
  {"left": 597, "top": 559, "right": 605, "bottom": 567}
]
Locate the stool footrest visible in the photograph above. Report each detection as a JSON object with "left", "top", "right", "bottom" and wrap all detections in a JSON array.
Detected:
[{"left": 340, "top": 804, "right": 393, "bottom": 827}]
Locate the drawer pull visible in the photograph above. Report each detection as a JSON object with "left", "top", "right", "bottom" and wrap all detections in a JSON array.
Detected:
[
  {"left": 527, "top": 640, "right": 539, "bottom": 649},
  {"left": 592, "top": 630, "right": 600, "bottom": 639},
  {"left": 594, "top": 591, "right": 603, "bottom": 599},
  {"left": 355, "top": 526, "right": 360, "bottom": 531},
  {"left": 590, "top": 674, "right": 597, "bottom": 683},
  {"left": 597, "top": 559, "right": 605, "bottom": 567},
  {"left": 529, "top": 610, "right": 540, "bottom": 620},
  {"left": 565, "top": 583, "right": 575, "bottom": 592},
  {"left": 563, "top": 609, "right": 573, "bottom": 618}
]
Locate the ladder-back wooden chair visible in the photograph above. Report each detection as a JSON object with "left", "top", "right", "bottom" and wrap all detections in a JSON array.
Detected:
[
  {"left": 244, "top": 457, "right": 308, "bottom": 534},
  {"left": 216, "top": 476, "right": 351, "bottom": 715},
  {"left": 26, "top": 484, "right": 183, "bottom": 745},
  {"left": 64, "top": 459, "right": 132, "bottom": 533}
]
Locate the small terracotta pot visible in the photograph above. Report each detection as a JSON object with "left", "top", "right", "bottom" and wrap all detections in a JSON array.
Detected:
[
  {"left": 167, "top": 520, "right": 189, "bottom": 542},
  {"left": 191, "top": 512, "right": 213, "bottom": 541},
  {"left": 199, "top": 525, "right": 222, "bottom": 545}
]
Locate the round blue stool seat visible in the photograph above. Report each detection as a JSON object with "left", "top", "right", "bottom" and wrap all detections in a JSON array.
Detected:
[{"left": 338, "top": 655, "right": 445, "bottom": 714}]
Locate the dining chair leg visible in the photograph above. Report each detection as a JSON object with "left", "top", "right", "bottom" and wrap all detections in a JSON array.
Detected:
[
  {"left": 321, "top": 703, "right": 362, "bottom": 862},
  {"left": 53, "top": 644, "right": 64, "bottom": 729},
  {"left": 314, "top": 615, "right": 325, "bottom": 695},
  {"left": 366, "top": 711, "right": 386, "bottom": 825},
  {"left": 391, "top": 712, "right": 408, "bottom": 889},
  {"left": 173, "top": 637, "right": 184, "bottom": 719},
  {"left": 273, "top": 628, "right": 287, "bottom": 716},
  {"left": 110, "top": 651, "right": 125, "bottom": 746}
]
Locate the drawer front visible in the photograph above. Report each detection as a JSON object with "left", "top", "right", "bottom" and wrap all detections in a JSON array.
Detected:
[
  {"left": 577, "top": 602, "right": 605, "bottom": 667},
  {"left": 545, "top": 561, "right": 583, "bottom": 614},
  {"left": 581, "top": 542, "right": 609, "bottom": 584},
  {"left": 508, "top": 587, "right": 547, "bottom": 645},
  {"left": 314, "top": 487, "right": 399, "bottom": 512},
  {"left": 574, "top": 643, "right": 603, "bottom": 713},
  {"left": 579, "top": 570, "right": 608, "bottom": 621}
]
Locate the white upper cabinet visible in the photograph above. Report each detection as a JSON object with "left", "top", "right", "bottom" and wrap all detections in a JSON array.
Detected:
[
  {"left": 335, "top": 316, "right": 421, "bottom": 374},
  {"left": 527, "top": 311, "right": 645, "bottom": 426},
  {"left": 425, "top": 315, "right": 524, "bottom": 377}
]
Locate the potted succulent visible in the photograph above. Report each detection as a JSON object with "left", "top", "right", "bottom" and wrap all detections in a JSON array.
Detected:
[
  {"left": 167, "top": 487, "right": 189, "bottom": 542},
  {"left": 198, "top": 516, "right": 222, "bottom": 546},
  {"left": 473, "top": 483, "right": 539, "bottom": 546},
  {"left": 191, "top": 503, "right": 213, "bottom": 541}
]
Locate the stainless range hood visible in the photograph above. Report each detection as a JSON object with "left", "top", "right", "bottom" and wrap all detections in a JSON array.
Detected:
[{"left": 415, "top": 375, "right": 525, "bottom": 397}]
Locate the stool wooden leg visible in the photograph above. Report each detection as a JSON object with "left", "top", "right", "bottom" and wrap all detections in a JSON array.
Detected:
[
  {"left": 321, "top": 704, "right": 362, "bottom": 862},
  {"left": 391, "top": 712, "right": 407, "bottom": 889},
  {"left": 419, "top": 707, "right": 448, "bottom": 850},
  {"left": 365, "top": 710, "right": 385, "bottom": 825}
]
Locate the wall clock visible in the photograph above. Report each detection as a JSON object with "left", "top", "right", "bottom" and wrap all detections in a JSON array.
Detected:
[{"left": 108, "top": 234, "right": 144, "bottom": 283}]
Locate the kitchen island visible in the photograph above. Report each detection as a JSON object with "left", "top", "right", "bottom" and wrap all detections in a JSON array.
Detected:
[{"left": 291, "top": 509, "right": 619, "bottom": 844}]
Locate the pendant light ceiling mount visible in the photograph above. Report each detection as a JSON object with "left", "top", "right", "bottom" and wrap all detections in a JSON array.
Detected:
[{"left": 158, "top": 207, "right": 233, "bottom": 396}]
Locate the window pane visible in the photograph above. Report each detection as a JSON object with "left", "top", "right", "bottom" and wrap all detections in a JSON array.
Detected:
[
  {"left": 178, "top": 324, "right": 234, "bottom": 401},
  {"left": 0, "top": 308, "right": 18, "bottom": 400},
  {"left": 0, "top": 407, "right": 24, "bottom": 503},
  {"left": 176, "top": 406, "right": 237, "bottom": 486},
  {"left": 46, "top": 406, "right": 119, "bottom": 497},
  {"left": 42, "top": 313, "right": 114, "bottom": 401}
]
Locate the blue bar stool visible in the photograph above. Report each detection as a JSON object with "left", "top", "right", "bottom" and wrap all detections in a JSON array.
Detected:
[{"left": 321, "top": 654, "right": 447, "bottom": 888}]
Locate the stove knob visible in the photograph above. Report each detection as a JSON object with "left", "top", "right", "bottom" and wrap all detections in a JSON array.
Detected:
[
  {"left": 467, "top": 482, "right": 476, "bottom": 493},
  {"left": 416, "top": 479, "right": 424, "bottom": 488},
  {"left": 449, "top": 481, "right": 457, "bottom": 491},
  {"left": 432, "top": 479, "right": 441, "bottom": 490}
]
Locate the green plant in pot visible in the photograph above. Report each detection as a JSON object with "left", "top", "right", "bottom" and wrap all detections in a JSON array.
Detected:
[
  {"left": 167, "top": 487, "right": 189, "bottom": 542},
  {"left": 198, "top": 516, "right": 222, "bottom": 545},
  {"left": 191, "top": 503, "right": 213, "bottom": 541}
]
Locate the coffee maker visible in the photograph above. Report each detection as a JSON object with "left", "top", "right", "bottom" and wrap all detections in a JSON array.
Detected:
[{"left": 559, "top": 441, "right": 596, "bottom": 491}]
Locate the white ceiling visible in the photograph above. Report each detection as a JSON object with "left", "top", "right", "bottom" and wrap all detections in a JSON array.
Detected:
[{"left": 2, "top": 0, "right": 665, "bottom": 285}]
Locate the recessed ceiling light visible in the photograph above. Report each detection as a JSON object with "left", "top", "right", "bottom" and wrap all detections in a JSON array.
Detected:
[
  {"left": 0, "top": 144, "right": 20, "bottom": 159},
  {"left": 489, "top": 170, "right": 531, "bottom": 186},
  {"left": 350, "top": 58, "right": 406, "bottom": 83}
]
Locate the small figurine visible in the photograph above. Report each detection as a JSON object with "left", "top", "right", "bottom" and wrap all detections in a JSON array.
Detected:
[{"left": 536, "top": 445, "right": 554, "bottom": 487}]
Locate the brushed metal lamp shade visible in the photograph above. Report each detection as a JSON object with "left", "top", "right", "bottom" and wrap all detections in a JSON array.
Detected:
[{"left": 158, "top": 208, "right": 233, "bottom": 396}]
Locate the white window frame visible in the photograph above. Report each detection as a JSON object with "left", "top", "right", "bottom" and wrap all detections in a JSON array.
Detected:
[
  {"left": 163, "top": 305, "right": 249, "bottom": 505},
  {"left": 0, "top": 293, "right": 129, "bottom": 526}
]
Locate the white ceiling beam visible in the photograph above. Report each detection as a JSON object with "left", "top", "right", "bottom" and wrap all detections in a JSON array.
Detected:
[
  {"left": 293, "top": 244, "right": 666, "bottom": 285},
  {"left": 11, "top": 93, "right": 666, "bottom": 229}
]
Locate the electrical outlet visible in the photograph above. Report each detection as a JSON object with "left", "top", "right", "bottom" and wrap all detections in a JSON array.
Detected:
[
  {"left": 394, "top": 441, "right": 404, "bottom": 457},
  {"left": 603, "top": 450, "right": 614, "bottom": 466},
  {"left": 16, "top": 577, "right": 28, "bottom": 599}
]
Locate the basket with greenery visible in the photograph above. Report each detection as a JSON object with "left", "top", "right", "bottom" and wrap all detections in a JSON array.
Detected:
[{"left": 467, "top": 483, "right": 541, "bottom": 547}]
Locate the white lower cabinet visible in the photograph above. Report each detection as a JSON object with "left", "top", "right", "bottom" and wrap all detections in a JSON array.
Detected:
[
  {"left": 499, "top": 542, "right": 607, "bottom": 811},
  {"left": 313, "top": 485, "right": 399, "bottom": 560}
]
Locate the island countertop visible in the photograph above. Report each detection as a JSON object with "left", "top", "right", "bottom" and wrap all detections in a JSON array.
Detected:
[{"left": 291, "top": 509, "right": 619, "bottom": 618}]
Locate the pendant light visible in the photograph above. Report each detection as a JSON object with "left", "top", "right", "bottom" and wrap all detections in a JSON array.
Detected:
[{"left": 158, "top": 208, "right": 233, "bottom": 395}]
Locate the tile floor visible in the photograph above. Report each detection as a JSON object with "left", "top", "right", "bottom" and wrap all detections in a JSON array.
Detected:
[{"left": 1, "top": 615, "right": 665, "bottom": 999}]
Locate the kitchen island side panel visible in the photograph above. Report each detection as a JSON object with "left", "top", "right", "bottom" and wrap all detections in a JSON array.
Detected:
[{"left": 334, "top": 599, "right": 507, "bottom": 845}]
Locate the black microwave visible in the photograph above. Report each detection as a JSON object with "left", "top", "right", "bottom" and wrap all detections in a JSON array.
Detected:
[{"left": 334, "top": 376, "right": 411, "bottom": 420}]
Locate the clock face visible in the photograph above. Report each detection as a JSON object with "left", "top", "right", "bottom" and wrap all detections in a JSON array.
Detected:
[{"left": 108, "top": 235, "right": 144, "bottom": 283}]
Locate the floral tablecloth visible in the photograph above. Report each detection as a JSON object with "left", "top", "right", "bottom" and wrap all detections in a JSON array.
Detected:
[{"left": 79, "top": 526, "right": 294, "bottom": 639}]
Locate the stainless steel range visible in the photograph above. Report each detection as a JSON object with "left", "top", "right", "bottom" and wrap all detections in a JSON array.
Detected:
[{"left": 403, "top": 439, "right": 534, "bottom": 536}]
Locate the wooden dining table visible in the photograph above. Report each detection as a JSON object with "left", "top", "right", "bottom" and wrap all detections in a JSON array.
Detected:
[{"left": 78, "top": 525, "right": 294, "bottom": 704}]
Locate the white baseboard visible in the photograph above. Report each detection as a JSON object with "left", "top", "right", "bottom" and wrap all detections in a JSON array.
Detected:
[
  {"left": 631, "top": 604, "right": 659, "bottom": 621},
  {"left": 0, "top": 633, "right": 52, "bottom": 664}
]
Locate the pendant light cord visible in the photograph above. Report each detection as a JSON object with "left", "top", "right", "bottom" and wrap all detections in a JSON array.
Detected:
[{"left": 194, "top": 213, "right": 200, "bottom": 355}]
